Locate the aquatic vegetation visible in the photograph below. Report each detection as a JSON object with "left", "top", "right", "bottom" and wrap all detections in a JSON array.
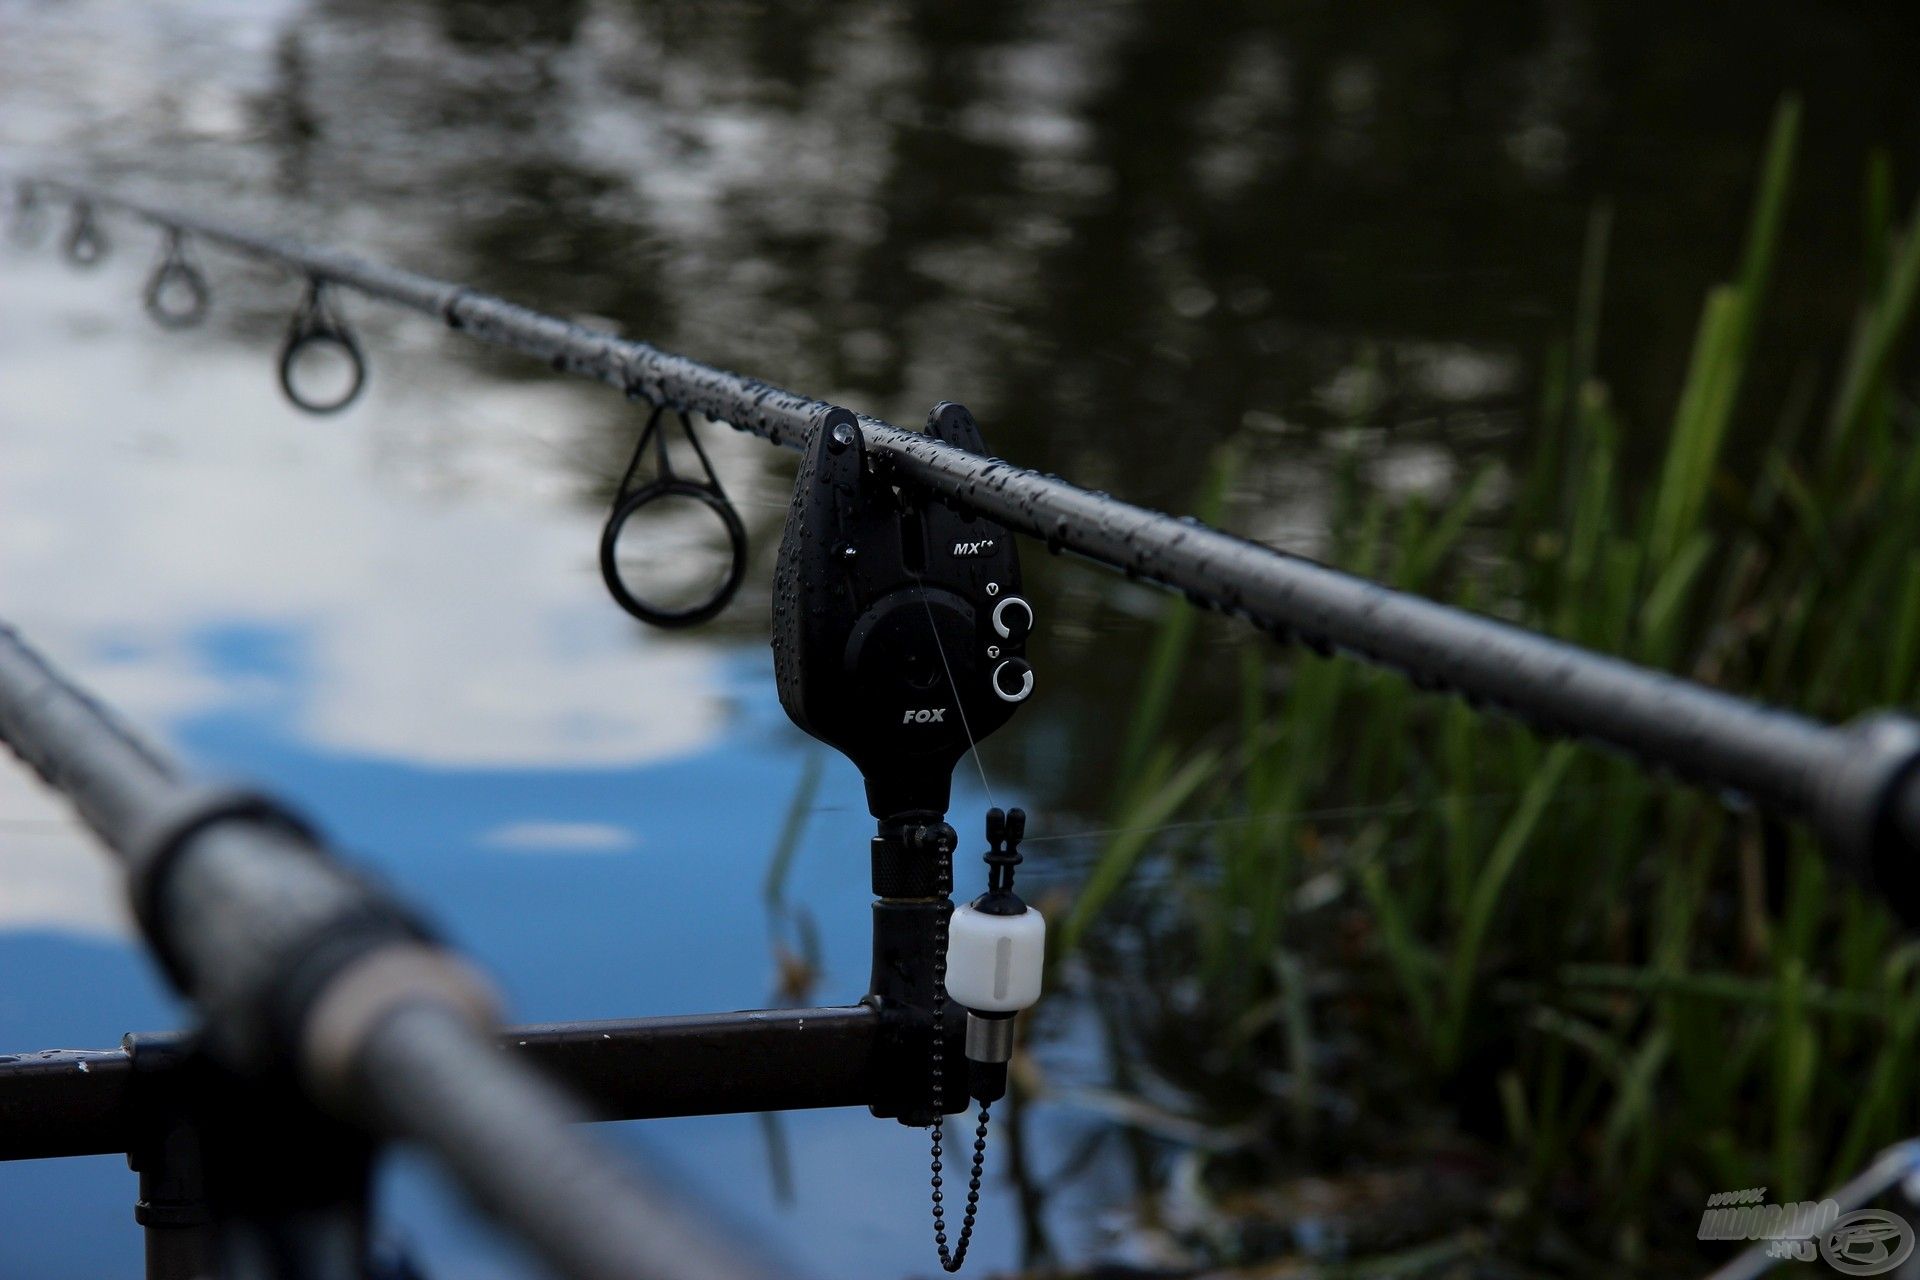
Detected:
[{"left": 1050, "top": 99, "right": 1920, "bottom": 1274}]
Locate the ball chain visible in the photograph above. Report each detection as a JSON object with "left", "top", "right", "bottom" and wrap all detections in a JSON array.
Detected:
[{"left": 929, "top": 836, "right": 990, "bottom": 1272}]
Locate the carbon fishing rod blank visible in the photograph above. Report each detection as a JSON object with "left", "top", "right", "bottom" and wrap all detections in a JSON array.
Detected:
[
  {"left": 142, "top": 229, "right": 210, "bottom": 330},
  {"left": 278, "top": 277, "right": 367, "bottom": 414},
  {"left": 599, "top": 400, "right": 748, "bottom": 628}
]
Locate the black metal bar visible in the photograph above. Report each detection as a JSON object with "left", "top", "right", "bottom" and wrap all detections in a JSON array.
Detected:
[
  {"left": 0, "top": 1046, "right": 139, "bottom": 1160},
  {"left": 358, "top": 1002, "right": 784, "bottom": 1280},
  {"left": 131, "top": 1116, "right": 210, "bottom": 1280},
  {"left": 22, "top": 177, "right": 1920, "bottom": 906},
  {"left": 0, "top": 1008, "right": 876, "bottom": 1161},
  {"left": 0, "top": 619, "right": 784, "bottom": 1280},
  {"left": 508, "top": 1005, "right": 876, "bottom": 1121},
  {"left": 124, "top": 1034, "right": 212, "bottom": 1280},
  {"left": 865, "top": 822, "right": 968, "bottom": 1125}
]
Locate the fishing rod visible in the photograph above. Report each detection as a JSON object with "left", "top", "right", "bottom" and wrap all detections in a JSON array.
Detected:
[
  {"left": 13, "top": 175, "right": 1919, "bottom": 927},
  {"left": 8, "top": 175, "right": 1920, "bottom": 1278}
]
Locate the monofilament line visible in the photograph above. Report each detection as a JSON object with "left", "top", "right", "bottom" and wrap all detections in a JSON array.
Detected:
[{"left": 918, "top": 585, "right": 997, "bottom": 810}]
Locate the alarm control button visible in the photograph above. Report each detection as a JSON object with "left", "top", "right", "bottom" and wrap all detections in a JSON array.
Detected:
[
  {"left": 991, "top": 658, "right": 1034, "bottom": 704},
  {"left": 991, "top": 596, "right": 1033, "bottom": 642}
]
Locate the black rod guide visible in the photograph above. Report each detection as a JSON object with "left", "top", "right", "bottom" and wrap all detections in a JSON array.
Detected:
[{"left": 12, "top": 174, "right": 1920, "bottom": 917}]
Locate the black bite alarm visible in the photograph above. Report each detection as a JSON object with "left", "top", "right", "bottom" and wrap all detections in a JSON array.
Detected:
[{"left": 771, "top": 403, "right": 1034, "bottom": 819}]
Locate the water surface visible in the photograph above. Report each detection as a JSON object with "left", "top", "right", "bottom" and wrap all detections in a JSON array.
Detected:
[{"left": 2, "top": 1, "right": 1912, "bottom": 1275}]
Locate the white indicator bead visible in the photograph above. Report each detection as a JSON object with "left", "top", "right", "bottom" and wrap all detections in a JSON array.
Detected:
[{"left": 943, "top": 902, "right": 1045, "bottom": 1012}]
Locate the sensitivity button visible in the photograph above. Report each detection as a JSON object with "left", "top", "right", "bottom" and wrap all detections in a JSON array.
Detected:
[
  {"left": 991, "top": 596, "right": 1033, "bottom": 642},
  {"left": 991, "top": 658, "right": 1034, "bottom": 703}
]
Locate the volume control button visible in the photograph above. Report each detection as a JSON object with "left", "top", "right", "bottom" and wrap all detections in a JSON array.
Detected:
[{"left": 991, "top": 596, "right": 1033, "bottom": 641}]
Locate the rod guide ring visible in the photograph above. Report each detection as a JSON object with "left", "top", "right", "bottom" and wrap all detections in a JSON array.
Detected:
[
  {"left": 599, "top": 479, "right": 749, "bottom": 628},
  {"left": 278, "top": 278, "right": 368, "bottom": 414},
  {"left": 598, "top": 402, "right": 749, "bottom": 628},
  {"left": 143, "top": 231, "right": 210, "bottom": 329},
  {"left": 62, "top": 200, "right": 107, "bottom": 267}
]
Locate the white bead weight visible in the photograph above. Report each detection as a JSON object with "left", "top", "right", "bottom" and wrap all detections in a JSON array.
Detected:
[{"left": 943, "top": 902, "right": 1045, "bottom": 1012}]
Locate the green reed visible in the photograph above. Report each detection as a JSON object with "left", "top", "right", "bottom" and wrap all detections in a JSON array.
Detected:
[{"left": 1059, "top": 97, "right": 1920, "bottom": 1272}]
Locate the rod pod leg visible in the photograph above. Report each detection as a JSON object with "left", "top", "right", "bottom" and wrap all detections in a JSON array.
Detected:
[
  {"left": 127, "top": 1033, "right": 379, "bottom": 1280},
  {"left": 865, "top": 814, "right": 969, "bottom": 1126},
  {"left": 127, "top": 1035, "right": 212, "bottom": 1280}
]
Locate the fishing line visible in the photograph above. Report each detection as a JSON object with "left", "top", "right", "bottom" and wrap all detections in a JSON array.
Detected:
[
  {"left": 917, "top": 580, "right": 997, "bottom": 811},
  {"left": 910, "top": 579, "right": 1001, "bottom": 1271},
  {"left": 532, "top": 437, "right": 795, "bottom": 518},
  {"left": 1020, "top": 784, "right": 1636, "bottom": 849}
]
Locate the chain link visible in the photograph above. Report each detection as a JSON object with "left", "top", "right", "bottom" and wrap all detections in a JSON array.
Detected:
[{"left": 930, "top": 838, "right": 989, "bottom": 1272}]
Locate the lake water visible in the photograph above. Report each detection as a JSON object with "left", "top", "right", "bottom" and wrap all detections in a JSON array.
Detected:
[
  {"left": 0, "top": 198, "right": 1051, "bottom": 1277},
  {"left": 1, "top": 1, "right": 1910, "bottom": 1275}
]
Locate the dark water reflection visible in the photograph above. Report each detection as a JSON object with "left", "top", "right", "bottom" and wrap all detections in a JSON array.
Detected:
[
  {"left": 201, "top": 0, "right": 1920, "bottom": 804},
  {"left": 3, "top": 0, "right": 1917, "bottom": 1274}
]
